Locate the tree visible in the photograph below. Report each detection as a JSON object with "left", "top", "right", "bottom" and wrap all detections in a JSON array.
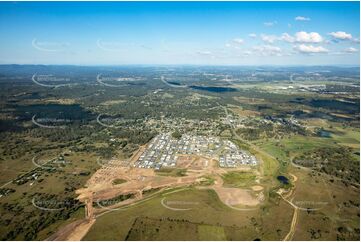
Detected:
[{"left": 171, "top": 130, "right": 182, "bottom": 139}]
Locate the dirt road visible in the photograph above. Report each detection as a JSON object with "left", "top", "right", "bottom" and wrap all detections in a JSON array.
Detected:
[
  {"left": 50, "top": 142, "right": 263, "bottom": 240},
  {"left": 283, "top": 202, "right": 299, "bottom": 241},
  {"left": 279, "top": 173, "right": 299, "bottom": 241},
  {"left": 47, "top": 218, "right": 95, "bottom": 241}
]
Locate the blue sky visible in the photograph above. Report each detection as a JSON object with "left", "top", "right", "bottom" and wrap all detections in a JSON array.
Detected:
[{"left": 0, "top": 1, "right": 359, "bottom": 65}]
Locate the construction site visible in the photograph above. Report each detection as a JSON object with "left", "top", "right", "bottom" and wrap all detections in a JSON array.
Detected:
[{"left": 47, "top": 134, "right": 264, "bottom": 240}]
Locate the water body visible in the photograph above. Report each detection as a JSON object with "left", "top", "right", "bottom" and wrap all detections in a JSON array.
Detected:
[
  {"left": 12, "top": 103, "right": 95, "bottom": 121},
  {"left": 277, "top": 175, "right": 289, "bottom": 185},
  {"left": 167, "top": 81, "right": 182, "bottom": 86},
  {"left": 126, "top": 82, "right": 146, "bottom": 86},
  {"left": 317, "top": 129, "right": 332, "bottom": 138},
  {"left": 309, "top": 99, "right": 359, "bottom": 113},
  {"left": 257, "top": 105, "right": 271, "bottom": 110},
  {"left": 189, "top": 85, "right": 237, "bottom": 93}
]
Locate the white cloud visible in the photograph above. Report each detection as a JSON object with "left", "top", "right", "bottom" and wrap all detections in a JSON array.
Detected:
[
  {"left": 241, "top": 50, "right": 253, "bottom": 57},
  {"left": 260, "top": 32, "right": 323, "bottom": 44},
  {"left": 295, "top": 31, "right": 323, "bottom": 43},
  {"left": 252, "top": 45, "right": 282, "bottom": 56},
  {"left": 196, "top": 50, "right": 213, "bottom": 56},
  {"left": 264, "top": 21, "right": 277, "bottom": 27},
  {"left": 294, "top": 44, "right": 328, "bottom": 53},
  {"left": 280, "top": 33, "right": 295, "bottom": 43},
  {"left": 295, "top": 16, "right": 311, "bottom": 21},
  {"left": 344, "top": 47, "right": 358, "bottom": 53},
  {"left": 248, "top": 33, "right": 257, "bottom": 38},
  {"left": 232, "top": 38, "right": 244, "bottom": 45},
  {"left": 261, "top": 34, "right": 278, "bottom": 43},
  {"left": 352, "top": 38, "right": 360, "bottom": 43},
  {"left": 225, "top": 38, "right": 244, "bottom": 49},
  {"left": 328, "top": 31, "right": 352, "bottom": 40}
]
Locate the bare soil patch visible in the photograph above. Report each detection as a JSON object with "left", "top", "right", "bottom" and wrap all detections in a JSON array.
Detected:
[{"left": 213, "top": 187, "right": 259, "bottom": 206}]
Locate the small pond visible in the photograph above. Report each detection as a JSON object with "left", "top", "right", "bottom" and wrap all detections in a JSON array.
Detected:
[{"left": 277, "top": 175, "right": 289, "bottom": 185}]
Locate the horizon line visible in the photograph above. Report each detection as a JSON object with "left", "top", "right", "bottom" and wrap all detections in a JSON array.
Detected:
[{"left": 0, "top": 64, "right": 359, "bottom": 68}]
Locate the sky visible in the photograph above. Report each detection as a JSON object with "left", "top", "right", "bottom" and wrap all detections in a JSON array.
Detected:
[{"left": 0, "top": 1, "right": 359, "bottom": 66}]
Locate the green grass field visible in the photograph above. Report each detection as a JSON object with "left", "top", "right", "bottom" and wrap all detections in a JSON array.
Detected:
[
  {"left": 221, "top": 171, "right": 256, "bottom": 188},
  {"left": 198, "top": 224, "right": 227, "bottom": 240},
  {"left": 290, "top": 166, "right": 360, "bottom": 241},
  {"left": 156, "top": 168, "right": 187, "bottom": 177},
  {"left": 83, "top": 188, "right": 268, "bottom": 240},
  {"left": 257, "top": 135, "right": 339, "bottom": 162},
  {"left": 330, "top": 126, "right": 360, "bottom": 149}
]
